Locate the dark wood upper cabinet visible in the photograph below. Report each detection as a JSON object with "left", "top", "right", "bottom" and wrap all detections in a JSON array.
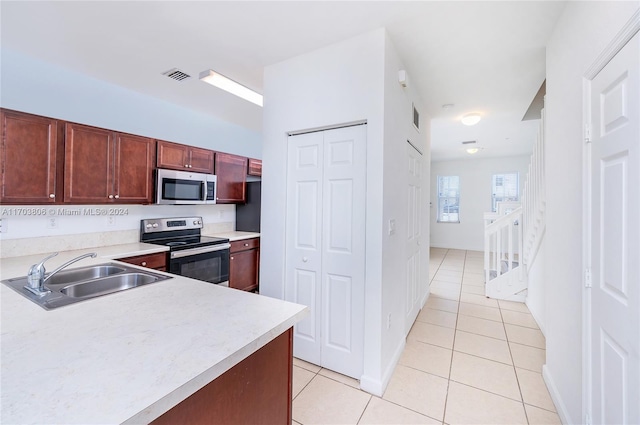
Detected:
[
  {"left": 64, "top": 123, "right": 154, "bottom": 204},
  {"left": 215, "top": 152, "right": 247, "bottom": 203},
  {"left": 114, "top": 133, "right": 155, "bottom": 203},
  {"left": 0, "top": 109, "right": 63, "bottom": 204},
  {"left": 248, "top": 158, "right": 262, "bottom": 176},
  {"left": 156, "top": 140, "right": 214, "bottom": 174}
]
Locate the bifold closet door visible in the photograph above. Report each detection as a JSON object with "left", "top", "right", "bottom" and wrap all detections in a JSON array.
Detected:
[{"left": 285, "top": 125, "right": 366, "bottom": 379}]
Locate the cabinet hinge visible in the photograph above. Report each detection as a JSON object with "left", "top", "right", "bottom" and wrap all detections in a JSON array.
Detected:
[
  {"left": 585, "top": 123, "right": 592, "bottom": 143},
  {"left": 585, "top": 268, "right": 592, "bottom": 288}
]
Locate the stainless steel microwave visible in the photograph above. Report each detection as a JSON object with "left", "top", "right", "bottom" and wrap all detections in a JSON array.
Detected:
[{"left": 155, "top": 169, "right": 217, "bottom": 205}]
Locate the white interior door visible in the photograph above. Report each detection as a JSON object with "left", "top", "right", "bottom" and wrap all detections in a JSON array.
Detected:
[
  {"left": 320, "top": 125, "right": 366, "bottom": 377},
  {"left": 285, "top": 124, "right": 366, "bottom": 379},
  {"left": 588, "top": 31, "right": 639, "bottom": 425},
  {"left": 285, "top": 131, "right": 324, "bottom": 365},
  {"left": 406, "top": 142, "right": 422, "bottom": 334}
]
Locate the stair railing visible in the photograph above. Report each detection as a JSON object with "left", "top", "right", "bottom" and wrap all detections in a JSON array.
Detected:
[{"left": 484, "top": 207, "right": 523, "bottom": 285}]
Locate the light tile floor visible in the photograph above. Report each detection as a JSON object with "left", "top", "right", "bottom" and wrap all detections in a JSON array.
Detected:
[{"left": 292, "top": 248, "right": 561, "bottom": 425}]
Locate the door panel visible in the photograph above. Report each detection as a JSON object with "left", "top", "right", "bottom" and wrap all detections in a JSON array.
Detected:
[
  {"left": 321, "top": 125, "right": 366, "bottom": 378},
  {"left": 285, "top": 125, "right": 366, "bottom": 379},
  {"left": 405, "top": 143, "right": 422, "bottom": 334},
  {"left": 325, "top": 273, "right": 352, "bottom": 351},
  {"left": 286, "top": 132, "right": 324, "bottom": 365},
  {"left": 589, "top": 31, "right": 639, "bottom": 425}
]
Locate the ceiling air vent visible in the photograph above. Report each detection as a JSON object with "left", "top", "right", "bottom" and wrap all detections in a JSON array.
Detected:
[{"left": 162, "top": 68, "right": 191, "bottom": 82}]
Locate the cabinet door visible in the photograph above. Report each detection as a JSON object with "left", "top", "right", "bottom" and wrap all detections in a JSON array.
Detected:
[
  {"left": 188, "top": 147, "right": 215, "bottom": 174},
  {"left": 248, "top": 158, "right": 262, "bottom": 176},
  {"left": 114, "top": 133, "right": 155, "bottom": 203},
  {"left": 215, "top": 152, "right": 247, "bottom": 203},
  {"left": 156, "top": 140, "right": 190, "bottom": 171},
  {"left": 117, "top": 252, "right": 167, "bottom": 271},
  {"left": 0, "top": 110, "right": 61, "bottom": 204},
  {"left": 229, "top": 248, "right": 259, "bottom": 292},
  {"left": 64, "top": 123, "right": 114, "bottom": 203}
]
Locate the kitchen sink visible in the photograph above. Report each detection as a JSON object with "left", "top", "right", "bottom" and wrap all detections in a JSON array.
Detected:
[
  {"left": 60, "top": 273, "right": 160, "bottom": 298},
  {"left": 2, "top": 263, "right": 172, "bottom": 310},
  {"left": 45, "top": 265, "right": 127, "bottom": 286}
]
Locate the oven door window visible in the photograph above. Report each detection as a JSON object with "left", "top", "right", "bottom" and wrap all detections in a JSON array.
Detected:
[
  {"left": 162, "top": 178, "right": 204, "bottom": 202},
  {"left": 169, "top": 249, "right": 230, "bottom": 285}
]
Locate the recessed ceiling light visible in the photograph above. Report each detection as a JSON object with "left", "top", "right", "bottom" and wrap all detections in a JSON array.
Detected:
[
  {"left": 466, "top": 147, "right": 480, "bottom": 154},
  {"left": 199, "top": 70, "right": 263, "bottom": 107},
  {"left": 461, "top": 113, "right": 481, "bottom": 126}
]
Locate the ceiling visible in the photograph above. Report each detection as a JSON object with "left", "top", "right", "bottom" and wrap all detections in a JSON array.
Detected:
[{"left": 0, "top": 1, "right": 566, "bottom": 161}]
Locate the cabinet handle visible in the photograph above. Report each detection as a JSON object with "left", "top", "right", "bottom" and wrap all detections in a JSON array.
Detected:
[
  {"left": 244, "top": 243, "right": 249, "bottom": 247},
  {"left": 49, "top": 194, "right": 55, "bottom": 198},
  {"left": 231, "top": 256, "right": 234, "bottom": 260},
  {"left": 141, "top": 261, "right": 147, "bottom": 266},
  {"left": 189, "top": 165, "right": 193, "bottom": 168},
  {"left": 185, "top": 164, "right": 189, "bottom": 168},
  {"left": 115, "top": 195, "right": 120, "bottom": 199},
  {"left": 303, "top": 257, "right": 308, "bottom": 263},
  {"left": 108, "top": 195, "right": 114, "bottom": 199}
]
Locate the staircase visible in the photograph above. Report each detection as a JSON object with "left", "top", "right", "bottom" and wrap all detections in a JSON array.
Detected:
[{"left": 484, "top": 108, "right": 546, "bottom": 301}]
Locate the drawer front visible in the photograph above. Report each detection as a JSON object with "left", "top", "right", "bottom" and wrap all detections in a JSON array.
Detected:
[
  {"left": 230, "top": 237, "right": 260, "bottom": 253},
  {"left": 117, "top": 252, "right": 167, "bottom": 270}
]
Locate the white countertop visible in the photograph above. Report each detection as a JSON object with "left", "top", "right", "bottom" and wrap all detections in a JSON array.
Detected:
[
  {"left": 0, "top": 243, "right": 306, "bottom": 424},
  {"left": 208, "top": 231, "right": 260, "bottom": 242}
]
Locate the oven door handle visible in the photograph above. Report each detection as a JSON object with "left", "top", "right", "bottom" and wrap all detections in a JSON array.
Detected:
[{"left": 170, "top": 243, "right": 231, "bottom": 259}]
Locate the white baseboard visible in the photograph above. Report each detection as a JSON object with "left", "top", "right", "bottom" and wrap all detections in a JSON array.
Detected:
[
  {"left": 360, "top": 338, "right": 406, "bottom": 397},
  {"left": 542, "top": 364, "right": 575, "bottom": 425}
]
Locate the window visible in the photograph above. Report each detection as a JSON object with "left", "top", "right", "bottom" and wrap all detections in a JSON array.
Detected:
[
  {"left": 437, "top": 175, "right": 460, "bottom": 223},
  {"left": 492, "top": 172, "right": 519, "bottom": 212}
]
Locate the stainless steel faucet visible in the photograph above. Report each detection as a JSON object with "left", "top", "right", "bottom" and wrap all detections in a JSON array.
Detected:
[{"left": 25, "top": 252, "right": 97, "bottom": 296}]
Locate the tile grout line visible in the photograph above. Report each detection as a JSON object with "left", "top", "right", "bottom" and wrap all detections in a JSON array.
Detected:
[
  {"left": 441, "top": 248, "right": 466, "bottom": 425},
  {"left": 499, "top": 303, "right": 531, "bottom": 424}
]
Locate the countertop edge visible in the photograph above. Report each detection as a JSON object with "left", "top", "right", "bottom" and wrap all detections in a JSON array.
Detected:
[{"left": 123, "top": 307, "right": 308, "bottom": 424}]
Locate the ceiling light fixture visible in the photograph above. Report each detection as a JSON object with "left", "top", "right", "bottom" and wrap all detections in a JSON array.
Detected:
[
  {"left": 466, "top": 147, "right": 479, "bottom": 155},
  {"left": 199, "top": 70, "right": 263, "bottom": 107},
  {"left": 461, "top": 113, "right": 481, "bottom": 126}
]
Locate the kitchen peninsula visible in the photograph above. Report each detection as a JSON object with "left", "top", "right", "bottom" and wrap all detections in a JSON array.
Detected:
[{"left": 0, "top": 245, "right": 307, "bottom": 424}]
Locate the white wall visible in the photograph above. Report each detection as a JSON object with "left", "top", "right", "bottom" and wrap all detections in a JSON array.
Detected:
[
  {"left": 0, "top": 204, "right": 235, "bottom": 240},
  {"left": 429, "top": 155, "right": 530, "bottom": 251},
  {"left": 261, "top": 28, "right": 429, "bottom": 396},
  {"left": 381, "top": 33, "right": 431, "bottom": 386},
  {"left": 0, "top": 48, "right": 261, "bottom": 159},
  {"left": 544, "top": 2, "right": 639, "bottom": 424},
  {"left": 526, "top": 239, "right": 546, "bottom": 335}
]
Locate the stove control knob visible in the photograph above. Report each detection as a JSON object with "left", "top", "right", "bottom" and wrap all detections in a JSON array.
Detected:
[
  {"left": 145, "top": 224, "right": 153, "bottom": 229},
  {"left": 152, "top": 223, "right": 159, "bottom": 228},
  {"left": 194, "top": 220, "right": 201, "bottom": 225}
]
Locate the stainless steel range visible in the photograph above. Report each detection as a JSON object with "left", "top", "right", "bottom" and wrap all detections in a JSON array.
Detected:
[{"left": 140, "top": 217, "right": 230, "bottom": 286}]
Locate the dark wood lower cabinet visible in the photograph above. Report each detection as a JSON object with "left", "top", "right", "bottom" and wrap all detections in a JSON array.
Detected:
[
  {"left": 116, "top": 252, "right": 167, "bottom": 271},
  {"left": 229, "top": 238, "right": 260, "bottom": 292},
  {"left": 151, "top": 328, "right": 293, "bottom": 425}
]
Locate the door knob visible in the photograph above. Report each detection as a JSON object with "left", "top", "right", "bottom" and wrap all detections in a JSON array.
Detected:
[
  {"left": 108, "top": 195, "right": 114, "bottom": 199},
  {"left": 49, "top": 194, "right": 55, "bottom": 198}
]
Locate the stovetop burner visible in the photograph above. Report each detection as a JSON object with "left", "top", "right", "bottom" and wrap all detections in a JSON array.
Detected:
[{"left": 166, "top": 241, "right": 187, "bottom": 246}]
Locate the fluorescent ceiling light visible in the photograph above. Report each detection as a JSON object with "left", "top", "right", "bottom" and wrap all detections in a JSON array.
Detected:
[
  {"left": 461, "top": 113, "right": 481, "bottom": 126},
  {"left": 466, "top": 147, "right": 479, "bottom": 154},
  {"left": 199, "top": 70, "right": 263, "bottom": 107}
]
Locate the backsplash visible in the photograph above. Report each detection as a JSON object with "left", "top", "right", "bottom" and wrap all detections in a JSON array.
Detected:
[{"left": 0, "top": 204, "right": 235, "bottom": 258}]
